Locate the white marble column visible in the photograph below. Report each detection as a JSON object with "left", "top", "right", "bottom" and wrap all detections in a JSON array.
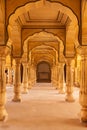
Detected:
[
  {"left": 0, "top": 56, "right": 8, "bottom": 121},
  {"left": 12, "top": 58, "right": 21, "bottom": 102},
  {"left": 22, "top": 63, "right": 28, "bottom": 94},
  {"left": 65, "top": 58, "right": 75, "bottom": 102},
  {"left": 59, "top": 63, "right": 65, "bottom": 94}
]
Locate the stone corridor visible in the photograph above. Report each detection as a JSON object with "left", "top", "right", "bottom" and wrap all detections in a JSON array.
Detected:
[{"left": 0, "top": 83, "right": 86, "bottom": 130}]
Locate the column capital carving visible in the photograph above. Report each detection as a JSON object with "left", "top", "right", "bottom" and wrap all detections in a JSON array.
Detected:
[
  {"left": 65, "top": 58, "right": 73, "bottom": 66},
  {"left": 22, "top": 62, "right": 28, "bottom": 65},
  {"left": 77, "top": 46, "right": 87, "bottom": 56},
  {"left": 0, "top": 46, "right": 11, "bottom": 57},
  {"left": 58, "top": 62, "right": 65, "bottom": 67},
  {"left": 15, "top": 58, "right": 21, "bottom": 64}
]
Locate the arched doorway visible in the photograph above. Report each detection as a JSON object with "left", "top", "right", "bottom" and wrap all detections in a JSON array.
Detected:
[{"left": 36, "top": 61, "right": 51, "bottom": 83}]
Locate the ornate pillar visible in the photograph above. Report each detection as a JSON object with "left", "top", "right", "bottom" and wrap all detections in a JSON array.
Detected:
[
  {"left": 32, "top": 65, "right": 36, "bottom": 86},
  {"left": 51, "top": 66, "right": 54, "bottom": 86},
  {"left": 52, "top": 65, "right": 57, "bottom": 88},
  {"left": 12, "top": 58, "right": 21, "bottom": 102},
  {"left": 11, "top": 68, "right": 14, "bottom": 85},
  {"left": 7, "top": 67, "right": 12, "bottom": 85},
  {"left": 75, "top": 67, "right": 78, "bottom": 85},
  {"left": 30, "top": 65, "right": 35, "bottom": 87},
  {"left": 59, "top": 63, "right": 65, "bottom": 94},
  {"left": 0, "top": 55, "right": 8, "bottom": 121},
  {"left": 55, "top": 65, "right": 59, "bottom": 88},
  {"left": 28, "top": 64, "right": 32, "bottom": 89},
  {"left": 65, "top": 58, "right": 75, "bottom": 102},
  {"left": 22, "top": 63, "right": 28, "bottom": 94},
  {"left": 56, "top": 64, "right": 59, "bottom": 89},
  {"left": 79, "top": 47, "right": 87, "bottom": 122}
]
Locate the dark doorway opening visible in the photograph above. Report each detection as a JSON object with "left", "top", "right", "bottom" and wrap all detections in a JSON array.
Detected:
[{"left": 36, "top": 61, "right": 51, "bottom": 83}]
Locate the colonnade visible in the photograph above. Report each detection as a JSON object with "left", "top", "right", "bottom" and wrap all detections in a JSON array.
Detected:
[{"left": 0, "top": 49, "right": 87, "bottom": 122}]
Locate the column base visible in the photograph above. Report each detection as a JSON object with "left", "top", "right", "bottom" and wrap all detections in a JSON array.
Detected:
[
  {"left": 12, "top": 95, "right": 21, "bottom": 102},
  {"left": 80, "top": 107, "right": 87, "bottom": 122},
  {"left": 28, "top": 81, "right": 32, "bottom": 89},
  {"left": 65, "top": 93, "right": 75, "bottom": 102},
  {"left": 0, "top": 106, "right": 8, "bottom": 121},
  {"left": 22, "top": 89, "right": 28, "bottom": 94},
  {"left": 28, "top": 85, "right": 32, "bottom": 89},
  {"left": 22, "top": 83, "right": 28, "bottom": 94},
  {"left": 59, "top": 89, "right": 65, "bottom": 94}
]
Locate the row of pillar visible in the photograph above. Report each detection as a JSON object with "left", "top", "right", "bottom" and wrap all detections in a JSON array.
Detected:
[
  {"left": 1, "top": 52, "right": 87, "bottom": 122},
  {"left": 52, "top": 59, "right": 75, "bottom": 102},
  {"left": 0, "top": 57, "right": 36, "bottom": 121}
]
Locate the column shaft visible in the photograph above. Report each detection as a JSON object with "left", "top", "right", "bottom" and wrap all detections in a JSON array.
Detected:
[
  {"left": 59, "top": 63, "right": 65, "bottom": 94},
  {"left": 0, "top": 56, "right": 8, "bottom": 121},
  {"left": 79, "top": 55, "right": 87, "bottom": 122},
  {"left": 65, "top": 59, "right": 75, "bottom": 102},
  {"left": 28, "top": 65, "right": 32, "bottom": 89},
  {"left": 22, "top": 63, "right": 28, "bottom": 94},
  {"left": 12, "top": 59, "right": 21, "bottom": 102}
]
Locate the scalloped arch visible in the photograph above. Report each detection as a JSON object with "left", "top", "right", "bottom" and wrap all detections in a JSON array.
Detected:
[
  {"left": 23, "top": 31, "right": 63, "bottom": 53},
  {"left": 9, "top": 0, "right": 78, "bottom": 26}
]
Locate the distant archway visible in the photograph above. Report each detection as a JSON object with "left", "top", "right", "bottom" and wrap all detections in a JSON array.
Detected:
[{"left": 36, "top": 61, "right": 51, "bottom": 83}]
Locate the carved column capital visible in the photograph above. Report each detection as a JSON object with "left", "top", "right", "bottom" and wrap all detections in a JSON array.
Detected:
[{"left": 15, "top": 58, "right": 21, "bottom": 65}]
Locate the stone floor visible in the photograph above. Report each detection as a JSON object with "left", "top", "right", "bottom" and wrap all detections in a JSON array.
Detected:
[{"left": 0, "top": 83, "right": 87, "bottom": 130}]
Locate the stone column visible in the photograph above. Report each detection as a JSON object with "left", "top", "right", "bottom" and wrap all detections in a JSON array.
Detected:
[
  {"left": 32, "top": 65, "right": 36, "bottom": 86},
  {"left": 12, "top": 58, "right": 21, "bottom": 102},
  {"left": 5, "top": 65, "right": 11, "bottom": 85},
  {"left": 56, "top": 64, "right": 59, "bottom": 89},
  {"left": 12, "top": 62, "right": 16, "bottom": 86},
  {"left": 75, "top": 67, "right": 78, "bottom": 85},
  {"left": 11, "top": 68, "right": 14, "bottom": 85},
  {"left": 0, "top": 56, "right": 8, "bottom": 121},
  {"left": 51, "top": 66, "right": 54, "bottom": 86},
  {"left": 59, "top": 63, "right": 65, "bottom": 94},
  {"left": 52, "top": 65, "right": 57, "bottom": 88},
  {"left": 28, "top": 64, "right": 32, "bottom": 89},
  {"left": 55, "top": 65, "right": 59, "bottom": 88},
  {"left": 79, "top": 48, "right": 87, "bottom": 122},
  {"left": 8, "top": 67, "right": 12, "bottom": 85},
  {"left": 22, "top": 63, "right": 28, "bottom": 94},
  {"left": 30, "top": 65, "right": 35, "bottom": 87},
  {"left": 65, "top": 58, "right": 75, "bottom": 102}
]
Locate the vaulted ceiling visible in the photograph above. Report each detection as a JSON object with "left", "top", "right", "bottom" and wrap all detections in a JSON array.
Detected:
[
  {"left": 15, "top": 9, "right": 70, "bottom": 28},
  {"left": 7, "top": 0, "right": 79, "bottom": 66}
]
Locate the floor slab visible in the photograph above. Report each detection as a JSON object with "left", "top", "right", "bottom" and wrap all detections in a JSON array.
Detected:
[{"left": 0, "top": 83, "right": 87, "bottom": 130}]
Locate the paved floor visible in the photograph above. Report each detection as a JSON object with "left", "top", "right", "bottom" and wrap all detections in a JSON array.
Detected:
[{"left": 0, "top": 83, "right": 87, "bottom": 130}]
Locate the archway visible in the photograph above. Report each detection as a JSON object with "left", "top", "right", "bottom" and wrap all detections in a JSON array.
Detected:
[
  {"left": 36, "top": 61, "right": 51, "bottom": 83},
  {"left": 8, "top": 0, "right": 79, "bottom": 58}
]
